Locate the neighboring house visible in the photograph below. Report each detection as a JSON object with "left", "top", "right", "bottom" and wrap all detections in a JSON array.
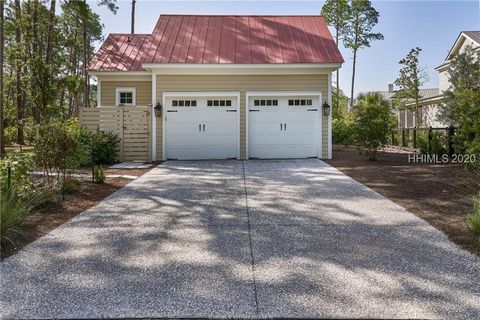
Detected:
[
  {"left": 87, "top": 15, "right": 343, "bottom": 161},
  {"left": 372, "top": 83, "right": 439, "bottom": 128},
  {"left": 396, "top": 31, "right": 480, "bottom": 129}
]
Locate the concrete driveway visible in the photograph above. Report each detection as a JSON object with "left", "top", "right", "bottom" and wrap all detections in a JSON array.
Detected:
[{"left": 1, "top": 160, "right": 479, "bottom": 319}]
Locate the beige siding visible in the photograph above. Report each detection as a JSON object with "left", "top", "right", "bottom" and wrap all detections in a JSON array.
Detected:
[
  {"left": 155, "top": 74, "right": 329, "bottom": 160},
  {"left": 100, "top": 81, "right": 152, "bottom": 106}
]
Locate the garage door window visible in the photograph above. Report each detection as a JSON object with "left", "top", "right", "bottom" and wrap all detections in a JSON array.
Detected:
[
  {"left": 172, "top": 100, "right": 197, "bottom": 107},
  {"left": 288, "top": 99, "right": 312, "bottom": 106},
  {"left": 207, "top": 99, "right": 232, "bottom": 107},
  {"left": 254, "top": 99, "right": 278, "bottom": 106}
]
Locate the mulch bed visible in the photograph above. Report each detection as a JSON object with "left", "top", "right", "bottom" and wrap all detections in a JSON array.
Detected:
[
  {"left": 325, "top": 145, "right": 480, "bottom": 256},
  {"left": 1, "top": 166, "right": 154, "bottom": 260}
]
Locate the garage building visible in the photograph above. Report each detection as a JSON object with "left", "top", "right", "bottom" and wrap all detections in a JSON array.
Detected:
[{"left": 88, "top": 14, "right": 344, "bottom": 161}]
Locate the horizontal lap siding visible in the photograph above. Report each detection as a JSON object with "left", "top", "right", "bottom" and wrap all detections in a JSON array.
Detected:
[
  {"left": 101, "top": 81, "right": 152, "bottom": 106},
  {"left": 156, "top": 74, "right": 329, "bottom": 160}
]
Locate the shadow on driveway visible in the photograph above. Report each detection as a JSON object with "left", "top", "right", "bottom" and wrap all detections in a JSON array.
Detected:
[{"left": 1, "top": 160, "right": 479, "bottom": 319}]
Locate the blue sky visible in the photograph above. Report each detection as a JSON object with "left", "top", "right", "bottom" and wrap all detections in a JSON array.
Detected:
[{"left": 89, "top": 0, "right": 480, "bottom": 96}]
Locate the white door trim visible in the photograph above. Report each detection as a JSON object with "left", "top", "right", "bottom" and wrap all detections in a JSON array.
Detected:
[
  {"left": 151, "top": 74, "right": 157, "bottom": 162},
  {"left": 246, "top": 91, "right": 323, "bottom": 159},
  {"left": 327, "top": 73, "right": 333, "bottom": 159},
  {"left": 162, "top": 91, "right": 241, "bottom": 160}
]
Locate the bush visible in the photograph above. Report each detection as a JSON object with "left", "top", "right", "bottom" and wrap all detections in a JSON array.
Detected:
[
  {"left": 467, "top": 193, "right": 480, "bottom": 237},
  {"left": 80, "top": 130, "right": 120, "bottom": 165},
  {"left": 62, "top": 178, "right": 82, "bottom": 194},
  {"left": 32, "top": 187, "right": 57, "bottom": 209},
  {"left": 93, "top": 165, "right": 106, "bottom": 184},
  {"left": 417, "top": 130, "right": 448, "bottom": 155},
  {"left": 4, "top": 126, "right": 17, "bottom": 146},
  {"left": 33, "top": 118, "right": 88, "bottom": 187},
  {"left": 90, "top": 131, "right": 120, "bottom": 164},
  {"left": 352, "top": 93, "right": 396, "bottom": 160},
  {"left": 333, "top": 117, "right": 355, "bottom": 146},
  {"left": 0, "top": 186, "right": 33, "bottom": 248},
  {"left": 0, "top": 151, "right": 35, "bottom": 197},
  {"left": 464, "top": 138, "right": 480, "bottom": 174}
]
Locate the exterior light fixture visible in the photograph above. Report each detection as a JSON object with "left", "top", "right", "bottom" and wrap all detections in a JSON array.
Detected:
[
  {"left": 322, "top": 101, "right": 331, "bottom": 116},
  {"left": 154, "top": 103, "right": 162, "bottom": 117}
]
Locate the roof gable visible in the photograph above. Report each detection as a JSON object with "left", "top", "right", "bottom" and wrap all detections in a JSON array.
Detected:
[
  {"left": 445, "top": 31, "right": 480, "bottom": 61},
  {"left": 89, "top": 14, "right": 344, "bottom": 72}
]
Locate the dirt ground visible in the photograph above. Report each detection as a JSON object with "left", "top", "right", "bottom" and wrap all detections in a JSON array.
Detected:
[
  {"left": 1, "top": 166, "right": 154, "bottom": 260},
  {"left": 325, "top": 145, "right": 480, "bottom": 256}
]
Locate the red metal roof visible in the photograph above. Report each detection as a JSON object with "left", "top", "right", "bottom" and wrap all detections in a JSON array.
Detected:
[
  {"left": 88, "top": 34, "right": 150, "bottom": 72},
  {"left": 89, "top": 15, "right": 343, "bottom": 72}
]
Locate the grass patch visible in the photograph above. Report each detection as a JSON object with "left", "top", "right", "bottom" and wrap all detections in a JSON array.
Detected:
[
  {"left": 467, "top": 194, "right": 480, "bottom": 237},
  {"left": 0, "top": 187, "right": 33, "bottom": 247}
]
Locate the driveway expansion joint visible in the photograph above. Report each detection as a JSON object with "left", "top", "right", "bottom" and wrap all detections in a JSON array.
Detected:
[{"left": 242, "top": 160, "right": 260, "bottom": 315}]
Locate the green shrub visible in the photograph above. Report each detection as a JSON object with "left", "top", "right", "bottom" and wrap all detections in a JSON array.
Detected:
[
  {"left": 464, "top": 138, "right": 480, "bottom": 174},
  {"left": 467, "top": 193, "right": 480, "bottom": 237},
  {"left": 0, "top": 151, "right": 35, "bottom": 197},
  {"left": 32, "top": 187, "right": 57, "bottom": 209},
  {"left": 33, "top": 118, "right": 88, "bottom": 187},
  {"left": 0, "top": 187, "right": 33, "bottom": 247},
  {"left": 62, "top": 178, "right": 82, "bottom": 194},
  {"left": 93, "top": 165, "right": 106, "bottom": 184},
  {"left": 352, "top": 93, "right": 396, "bottom": 160},
  {"left": 4, "top": 126, "right": 17, "bottom": 146},
  {"left": 333, "top": 117, "right": 355, "bottom": 146},
  {"left": 417, "top": 130, "right": 448, "bottom": 155},
  {"left": 80, "top": 130, "right": 120, "bottom": 165}
]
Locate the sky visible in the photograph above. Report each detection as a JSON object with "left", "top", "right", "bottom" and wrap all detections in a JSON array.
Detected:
[{"left": 88, "top": 0, "right": 480, "bottom": 96}]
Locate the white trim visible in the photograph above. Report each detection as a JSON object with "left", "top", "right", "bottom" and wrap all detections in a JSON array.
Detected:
[
  {"left": 245, "top": 91, "right": 323, "bottom": 159},
  {"left": 115, "top": 87, "right": 136, "bottom": 106},
  {"left": 89, "top": 71, "right": 151, "bottom": 76},
  {"left": 144, "top": 64, "right": 341, "bottom": 75},
  {"left": 162, "top": 92, "right": 166, "bottom": 161},
  {"left": 97, "top": 80, "right": 101, "bottom": 107},
  {"left": 246, "top": 91, "right": 323, "bottom": 97},
  {"left": 163, "top": 91, "right": 244, "bottom": 97},
  {"left": 445, "top": 32, "right": 480, "bottom": 61},
  {"left": 151, "top": 74, "right": 157, "bottom": 162},
  {"left": 143, "top": 63, "right": 342, "bottom": 69},
  {"left": 405, "top": 106, "right": 408, "bottom": 129},
  {"left": 163, "top": 91, "right": 241, "bottom": 160},
  {"left": 245, "top": 92, "right": 249, "bottom": 160},
  {"left": 327, "top": 73, "right": 332, "bottom": 159}
]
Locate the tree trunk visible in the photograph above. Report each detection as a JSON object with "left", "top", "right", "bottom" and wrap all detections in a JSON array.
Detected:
[
  {"left": 14, "top": 0, "right": 24, "bottom": 145},
  {"left": 45, "top": 0, "right": 56, "bottom": 66},
  {"left": 131, "top": 0, "right": 136, "bottom": 34},
  {"left": 31, "top": 0, "right": 41, "bottom": 123},
  {"left": 350, "top": 48, "right": 357, "bottom": 111},
  {"left": 83, "top": 0, "right": 89, "bottom": 108},
  {"left": 0, "top": 0, "right": 5, "bottom": 157}
]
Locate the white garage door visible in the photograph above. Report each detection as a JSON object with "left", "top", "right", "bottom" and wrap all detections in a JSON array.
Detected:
[
  {"left": 248, "top": 94, "right": 321, "bottom": 159},
  {"left": 165, "top": 94, "right": 239, "bottom": 160}
]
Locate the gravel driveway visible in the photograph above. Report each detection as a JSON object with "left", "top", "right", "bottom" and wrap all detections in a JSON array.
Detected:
[{"left": 1, "top": 160, "right": 479, "bottom": 319}]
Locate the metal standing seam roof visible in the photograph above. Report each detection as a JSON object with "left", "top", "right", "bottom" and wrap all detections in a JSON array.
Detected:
[
  {"left": 88, "top": 14, "right": 344, "bottom": 72},
  {"left": 88, "top": 34, "right": 151, "bottom": 72}
]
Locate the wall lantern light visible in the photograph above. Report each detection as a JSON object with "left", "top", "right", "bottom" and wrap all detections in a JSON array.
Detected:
[
  {"left": 154, "top": 103, "right": 162, "bottom": 117},
  {"left": 322, "top": 101, "right": 331, "bottom": 116}
]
